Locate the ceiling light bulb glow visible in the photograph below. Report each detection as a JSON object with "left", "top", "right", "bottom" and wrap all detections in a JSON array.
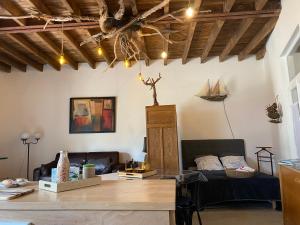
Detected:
[{"left": 186, "top": 6, "right": 194, "bottom": 18}]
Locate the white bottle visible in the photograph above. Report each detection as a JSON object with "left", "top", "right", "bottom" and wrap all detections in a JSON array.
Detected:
[{"left": 57, "top": 151, "right": 70, "bottom": 183}]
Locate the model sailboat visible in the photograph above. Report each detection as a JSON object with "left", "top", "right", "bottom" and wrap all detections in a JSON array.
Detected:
[{"left": 196, "top": 79, "right": 228, "bottom": 101}]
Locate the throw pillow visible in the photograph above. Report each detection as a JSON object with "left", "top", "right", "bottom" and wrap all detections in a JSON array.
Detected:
[
  {"left": 194, "top": 155, "right": 224, "bottom": 171},
  {"left": 220, "top": 155, "right": 248, "bottom": 169}
]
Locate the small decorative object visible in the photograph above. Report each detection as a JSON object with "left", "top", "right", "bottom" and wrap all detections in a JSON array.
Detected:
[
  {"left": 225, "top": 167, "right": 255, "bottom": 178},
  {"left": 266, "top": 96, "right": 282, "bottom": 123},
  {"left": 51, "top": 167, "right": 80, "bottom": 182},
  {"left": 39, "top": 177, "right": 101, "bottom": 193},
  {"left": 82, "top": 164, "right": 96, "bottom": 179},
  {"left": 195, "top": 79, "right": 228, "bottom": 102},
  {"left": 51, "top": 168, "right": 57, "bottom": 183},
  {"left": 141, "top": 73, "right": 162, "bottom": 106},
  {"left": 69, "top": 166, "right": 80, "bottom": 181},
  {"left": 255, "top": 147, "right": 275, "bottom": 176},
  {"left": 20, "top": 132, "right": 41, "bottom": 180},
  {"left": 70, "top": 97, "right": 116, "bottom": 133},
  {"left": 0, "top": 178, "right": 29, "bottom": 188},
  {"left": 57, "top": 151, "right": 70, "bottom": 183}
]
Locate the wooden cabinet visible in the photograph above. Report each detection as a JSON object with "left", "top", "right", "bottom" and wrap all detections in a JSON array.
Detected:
[
  {"left": 146, "top": 105, "right": 179, "bottom": 173},
  {"left": 279, "top": 165, "right": 300, "bottom": 225}
]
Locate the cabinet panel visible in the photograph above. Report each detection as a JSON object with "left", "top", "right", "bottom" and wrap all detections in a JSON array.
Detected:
[{"left": 146, "top": 105, "right": 179, "bottom": 173}]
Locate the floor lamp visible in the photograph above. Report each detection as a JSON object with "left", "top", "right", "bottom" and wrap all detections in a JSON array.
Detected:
[{"left": 21, "top": 132, "right": 41, "bottom": 180}]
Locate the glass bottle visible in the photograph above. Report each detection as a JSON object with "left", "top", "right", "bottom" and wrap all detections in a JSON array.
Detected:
[{"left": 57, "top": 151, "right": 70, "bottom": 183}]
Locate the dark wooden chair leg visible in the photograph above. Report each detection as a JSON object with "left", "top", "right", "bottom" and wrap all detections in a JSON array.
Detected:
[{"left": 196, "top": 210, "right": 202, "bottom": 225}]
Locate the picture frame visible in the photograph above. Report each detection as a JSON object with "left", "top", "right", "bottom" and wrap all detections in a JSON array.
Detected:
[{"left": 69, "top": 97, "right": 116, "bottom": 133}]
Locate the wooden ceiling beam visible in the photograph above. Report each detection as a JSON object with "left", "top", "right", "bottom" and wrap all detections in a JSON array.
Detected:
[
  {"left": 201, "top": 20, "right": 225, "bottom": 63},
  {"left": 0, "top": 41, "right": 43, "bottom": 71},
  {"left": 239, "top": 17, "right": 277, "bottom": 61},
  {"left": 0, "top": 61, "right": 11, "bottom": 73},
  {"left": 255, "top": 0, "right": 268, "bottom": 10},
  {"left": 219, "top": 18, "right": 254, "bottom": 62},
  {"left": 256, "top": 46, "right": 266, "bottom": 60},
  {"left": 0, "top": 0, "right": 26, "bottom": 26},
  {"left": 0, "top": 1, "right": 45, "bottom": 71},
  {"left": 163, "top": 3, "right": 170, "bottom": 66},
  {"left": 0, "top": 0, "right": 58, "bottom": 71},
  {"left": 63, "top": 31, "right": 96, "bottom": 69},
  {"left": 36, "top": 33, "right": 78, "bottom": 70},
  {"left": 201, "top": 0, "right": 235, "bottom": 63},
  {"left": 224, "top": 0, "right": 236, "bottom": 12},
  {"left": 61, "top": 0, "right": 111, "bottom": 66},
  {"left": 220, "top": 0, "right": 269, "bottom": 62},
  {"left": 0, "top": 54, "right": 27, "bottom": 72},
  {"left": 8, "top": 33, "right": 61, "bottom": 71},
  {"left": 182, "top": 0, "right": 203, "bottom": 64},
  {"left": 0, "top": 9, "right": 280, "bottom": 35},
  {"left": 27, "top": 0, "right": 80, "bottom": 70}
]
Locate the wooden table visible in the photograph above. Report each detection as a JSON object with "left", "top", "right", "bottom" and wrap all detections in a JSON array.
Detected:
[{"left": 0, "top": 179, "right": 176, "bottom": 225}]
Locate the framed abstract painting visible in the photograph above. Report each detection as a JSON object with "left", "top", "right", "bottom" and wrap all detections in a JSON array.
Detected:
[{"left": 69, "top": 97, "right": 116, "bottom": 133}]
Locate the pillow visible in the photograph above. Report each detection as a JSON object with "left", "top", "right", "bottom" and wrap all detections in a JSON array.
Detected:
[
  {"left": 220, "top": 156, "right": 248, "bottom": 169},
  {"left": 194, "top": 155, "right": 224, "bottom": 171}
]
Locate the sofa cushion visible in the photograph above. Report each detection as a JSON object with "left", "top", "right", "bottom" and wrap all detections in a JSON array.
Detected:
[{"left": 87, "top": 157, "right": 112, "bottom": 175}]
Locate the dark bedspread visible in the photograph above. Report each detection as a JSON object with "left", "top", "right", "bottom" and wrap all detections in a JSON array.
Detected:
[{"left": 191, "top": 170, "right": 281, "bottom": 208}]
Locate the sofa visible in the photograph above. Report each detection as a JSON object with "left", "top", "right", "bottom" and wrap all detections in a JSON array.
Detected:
[{"left": 33, "top": 151, "right": 125, "bottom": 181}]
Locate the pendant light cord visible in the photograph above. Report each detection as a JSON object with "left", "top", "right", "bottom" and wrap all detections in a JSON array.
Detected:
[
  {"left": 61, "top": 22, "right": 64, "bottom": 55},
  {"left": 222, "top": 99, "right": 235, "bottom": 139}
]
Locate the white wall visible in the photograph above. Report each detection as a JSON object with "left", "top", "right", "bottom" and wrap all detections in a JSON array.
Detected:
[
  {"left": 264, "top": 0, "right": 300, "bottom": 160},
  {"left": 0, "top": 57, "right": 277, "bottom": 179}
]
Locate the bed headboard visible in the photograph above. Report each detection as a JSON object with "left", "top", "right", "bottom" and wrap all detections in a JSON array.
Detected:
[{"left": 181, "top": 139, "right": 245, "bottom": 169}]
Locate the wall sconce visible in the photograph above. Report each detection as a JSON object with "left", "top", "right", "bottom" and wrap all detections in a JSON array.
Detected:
[{"left": 20, "top": 132, "right": 41, "bottom": 180}]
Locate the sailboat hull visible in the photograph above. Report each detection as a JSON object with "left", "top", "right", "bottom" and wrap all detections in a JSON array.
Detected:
[{"left": 200, "top": 95, "right": 228, "bottom": 101}]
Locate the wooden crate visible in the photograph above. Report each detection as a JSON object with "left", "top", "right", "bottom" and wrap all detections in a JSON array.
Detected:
[
  {"left": 117, "top": 170, "right": 157, "bottom": 179},
  {"left": 39, "top": 177, "right": 101, "bottom": 193}
]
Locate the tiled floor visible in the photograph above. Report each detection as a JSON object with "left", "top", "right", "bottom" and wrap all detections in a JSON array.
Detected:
[{"left": 194, "top": 209, "right": 283, "bottom": 225}]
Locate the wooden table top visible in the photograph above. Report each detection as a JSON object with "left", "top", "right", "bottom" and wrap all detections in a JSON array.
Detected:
[{"left": 0, "top": 179, "right": 176, "bottom": 211}]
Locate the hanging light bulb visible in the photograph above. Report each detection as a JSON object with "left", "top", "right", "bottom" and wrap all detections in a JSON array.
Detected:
[
  {"left": 59, "top": 54, "right": 65, "bottom": 65},
  {"left": 97, "top": 47, "right": 103, "bottom": 56},
  {"left": 124, "top": 59, "right": 130, "bottom": 68},
  {"left": 59, "top": 22, "right": 65, "bottom": 65},
  {"left": 138, "top": 72, "right": 144, "bottom": 81},
  {"left": 186, "top": 6, "right": 194, "bottom": 18},
  {"left": 161, "top": 51, "right": 167, "bottom": 59}
]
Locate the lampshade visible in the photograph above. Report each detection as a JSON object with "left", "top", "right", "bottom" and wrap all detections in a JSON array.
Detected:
[
  {"left": 20, "top": 132, "right": 30, "bottom": 140},
  {"left": 33, "top": 132, "right": 41, "bottom": 139},
  {"left": 142, "top": 137, "right": 147, "bottom": 153}
]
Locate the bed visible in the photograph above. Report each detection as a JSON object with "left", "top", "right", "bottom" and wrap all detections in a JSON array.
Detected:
[{"left": 181, "top": 139, "right": 281, "bottom": 209}]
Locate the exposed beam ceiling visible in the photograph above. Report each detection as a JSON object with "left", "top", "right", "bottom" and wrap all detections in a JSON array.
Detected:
[
  {"left": 8, "top": 33, "right": 61, "bottom": 71},
  {"left": 201, "top": 0, "right": 235, "bottom": 63},
  {"left": 182, "top": 0, "right": 203, "bottom": 64},
  {"left": 239, "top": 17, "right": 278, "bottom": 61},
  {"left": 0, "top": 53, "right": 27, "bottom": 72},
  {"left": 0, "top": 61, "right": 11, "bottom": 73},
  {"left": 219, "top": 0, "right": 269, "bottom": 62},
  {"left": 0, "top": 0, "right": 281, "bottom": 71},
  {"left": 0, "top": 41, "right": 43, "bottom": 71},
  {"left": 61, "top": 0, "right": 112, "bottom": 66},
  {"left": 256, "top": 46, "right": 267, "bottom": 60}
]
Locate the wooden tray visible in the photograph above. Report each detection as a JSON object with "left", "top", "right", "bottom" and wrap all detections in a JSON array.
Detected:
[
  {"left": 39, "top": 176, "right": 101, "bottom": 193},
  {"left": 118, "top": 170, "right": 157, "bottom": 179}
]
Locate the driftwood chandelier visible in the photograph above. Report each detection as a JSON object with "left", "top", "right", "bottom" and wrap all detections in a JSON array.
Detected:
[{"left": 0, "top": 0, "right": 207, "bottom": 69}]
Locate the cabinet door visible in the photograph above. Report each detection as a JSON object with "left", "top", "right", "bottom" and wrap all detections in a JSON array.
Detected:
[
  {"left": 146, "top": 105, "right": 179, "bottom": 173},
  {"left": 280, "top": 166, "right": 300, "bottom": 225}
]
